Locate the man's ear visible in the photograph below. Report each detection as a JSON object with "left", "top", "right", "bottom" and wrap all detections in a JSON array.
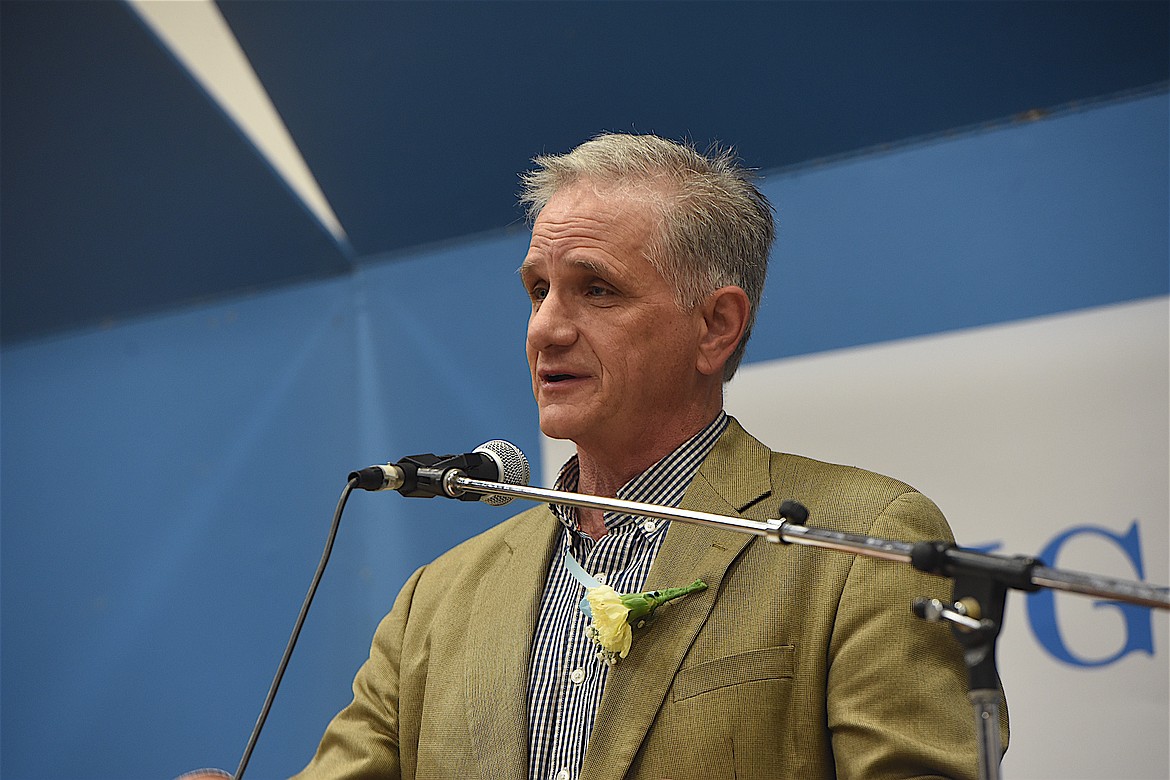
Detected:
[{"left": 696, "top": 286, "right": 750, "bottom": 377}]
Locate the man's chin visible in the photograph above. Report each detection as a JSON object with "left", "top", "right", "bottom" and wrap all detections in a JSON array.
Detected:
[
  {"left": 538, "top": 413, "right": 586, "bottom": 444},
  {"left": 538, "top": 421, "right": 574, "bottom": 442}
]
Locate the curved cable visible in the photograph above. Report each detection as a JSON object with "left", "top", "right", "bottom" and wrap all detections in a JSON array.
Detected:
[{"left": 233, "top": 478, "right": 356, "bottom": 780}]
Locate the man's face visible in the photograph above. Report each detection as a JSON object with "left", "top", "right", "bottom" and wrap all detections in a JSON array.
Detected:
[{"left": 520, "top": 183, "right": 707, "bottom": 455}]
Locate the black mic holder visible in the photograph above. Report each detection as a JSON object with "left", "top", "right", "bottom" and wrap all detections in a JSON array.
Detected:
[
  {"left": 447, "top": 472, "right": 1170, "bottom": 780},
  {"left": 396, "top": 452, "right": 499, "bottom": 500},
  {"left": 350, "top": 452, "right": 502, "bottom": 499}
]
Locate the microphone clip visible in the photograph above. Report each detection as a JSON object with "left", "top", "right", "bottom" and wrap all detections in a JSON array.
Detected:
[
  {"left": 348, "top": 439, "right": 529, "bottom": 506},
  {"left": 395, "top": 451, "right": 497, "bottom": 501}
]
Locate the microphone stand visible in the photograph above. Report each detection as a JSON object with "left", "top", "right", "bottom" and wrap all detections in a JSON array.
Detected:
[{"left": 449, "top": 473, "right": 1170, "bottom": 780}]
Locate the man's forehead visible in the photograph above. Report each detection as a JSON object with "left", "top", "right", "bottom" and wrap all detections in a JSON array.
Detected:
[
  {"left": 530, "top": 173, "right": 659, "bottom": 228},
  {"left": 517, "top": 179, "right": 670, "bottom": 283},
  {"left": 529, "top": 185, "right": 664, "bottom": 248}
]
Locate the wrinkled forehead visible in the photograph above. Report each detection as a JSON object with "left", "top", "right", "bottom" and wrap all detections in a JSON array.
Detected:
[
  {"left": 535, "top": 175, "right": 673, "bottom": 223},
  {"left": 521, "top": 177, "right": 684, "bottom": 292}
]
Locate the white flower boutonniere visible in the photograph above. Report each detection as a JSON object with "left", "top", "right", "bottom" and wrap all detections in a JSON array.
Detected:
[{"left": 565, "top": 551, "right": 707, "bottom": 666}]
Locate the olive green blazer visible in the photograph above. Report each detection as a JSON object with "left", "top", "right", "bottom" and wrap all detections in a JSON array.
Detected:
[{"left": 295, "top": 418, "right": 1005, "bottom": 779}]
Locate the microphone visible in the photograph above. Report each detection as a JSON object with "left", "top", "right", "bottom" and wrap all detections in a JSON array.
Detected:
[{"left": 349, "top": 439, "right": 530, "bottom": 506}]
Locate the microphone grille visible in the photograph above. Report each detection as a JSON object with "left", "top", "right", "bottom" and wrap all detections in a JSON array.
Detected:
[{"left": 473, "top": 439, "right": 531, "bottom": 506}]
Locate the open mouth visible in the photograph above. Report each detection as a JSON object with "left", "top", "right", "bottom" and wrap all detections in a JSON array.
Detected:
[{"left": 546, "top": 374, "right": 575, "bottom": 383}]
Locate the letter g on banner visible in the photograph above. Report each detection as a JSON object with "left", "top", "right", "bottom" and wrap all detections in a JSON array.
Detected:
[{"left": 1027, "top": 521, "right": 1155, "bottom": 667}]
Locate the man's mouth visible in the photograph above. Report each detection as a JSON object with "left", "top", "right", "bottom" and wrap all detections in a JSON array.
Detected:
[{"left": 540, "top": 369, "right": 583, "bottom": 385}]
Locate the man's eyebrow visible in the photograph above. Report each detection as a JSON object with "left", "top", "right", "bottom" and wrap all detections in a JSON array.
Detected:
[
  {"left": 519, "top": 257, "right": 613, "bottom": 279},
  {"left": 568, "top": 258, "right": 612, "bottom": 277}
]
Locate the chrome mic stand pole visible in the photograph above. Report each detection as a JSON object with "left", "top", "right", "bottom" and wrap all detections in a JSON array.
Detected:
[
  {"left": 448, "top": 473, "right": 1170, "bottom": 780},
  {"left": 449, "top": 472, "right": 1170, "bottom": 609}
]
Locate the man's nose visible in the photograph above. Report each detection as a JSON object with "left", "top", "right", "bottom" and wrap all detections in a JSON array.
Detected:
[{"left": 527, "top": 289, "right": 577, "bottom": 350}]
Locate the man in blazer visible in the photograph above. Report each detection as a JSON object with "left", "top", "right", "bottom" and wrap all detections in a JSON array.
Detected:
[{"left": 295, "top": 134, "right": 1006, "bottom": 779}]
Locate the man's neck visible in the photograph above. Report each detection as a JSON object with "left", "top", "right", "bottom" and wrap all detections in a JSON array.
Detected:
[
  {"left": 572, "top": 409, "right": 723, "bottom": 541},
  {"left": 574, "top": 458, "right": 632, "bottom": 541}
]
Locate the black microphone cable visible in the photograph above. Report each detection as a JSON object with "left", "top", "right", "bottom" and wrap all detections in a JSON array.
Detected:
[
  {"left": 232, "top": 478, "right": 356, "bottom": 780},
  {"left": 230, "top": 441, "right": 527, "bottom": 778}
]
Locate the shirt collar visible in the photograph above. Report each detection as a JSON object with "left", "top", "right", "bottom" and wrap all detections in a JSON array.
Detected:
[{"left": 550, "top": 410, "right": 729, "bottom": 533}]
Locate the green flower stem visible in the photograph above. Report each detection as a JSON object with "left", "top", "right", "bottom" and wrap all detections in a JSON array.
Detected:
[{"left": 620, "top": 580, "right": 708, "bottom": 623}]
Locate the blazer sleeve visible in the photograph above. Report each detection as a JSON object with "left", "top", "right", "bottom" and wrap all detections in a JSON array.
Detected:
[
  {"left": 825, "top": 490, "right": 1009, "bottom": 780},
  {"left": 290, "top": 566, "right": 425, "bottom": 780}
]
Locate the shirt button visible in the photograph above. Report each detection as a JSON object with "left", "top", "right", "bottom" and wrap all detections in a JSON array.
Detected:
[
  {"left": 593, "top": 571, "right": 607, "bottom": 585},
  {"left": 555, "top": 769, "right": 571, "bottom": 780},
  {"left": 642, "top": 519, "right": 657, "bottom": 532},
  {"left": 569, "top": 667, "right": 586, "bottom": 684}
]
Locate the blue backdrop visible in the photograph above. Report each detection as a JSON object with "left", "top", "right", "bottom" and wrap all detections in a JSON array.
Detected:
[{"left": 2, "top": 92, "right": 1166, "bottom": 779}]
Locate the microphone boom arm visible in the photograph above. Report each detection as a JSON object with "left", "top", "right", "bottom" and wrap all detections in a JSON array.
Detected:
[{"left": 452, "top": 473, "right": 1170, "bottom": 610}]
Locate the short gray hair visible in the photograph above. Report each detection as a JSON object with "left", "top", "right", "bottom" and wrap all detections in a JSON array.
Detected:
[{"left": 519, "top": 133, "right": 775, "bottom": 380}]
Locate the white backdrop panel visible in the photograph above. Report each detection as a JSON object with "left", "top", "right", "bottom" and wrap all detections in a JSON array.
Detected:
[{"left": 541, "top": 296, "right": 1169, "bottom": 778}]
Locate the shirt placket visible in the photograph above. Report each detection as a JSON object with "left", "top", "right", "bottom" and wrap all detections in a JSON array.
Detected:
[{"left": 549, "top": 524, "right": 640, "bottom": 780}]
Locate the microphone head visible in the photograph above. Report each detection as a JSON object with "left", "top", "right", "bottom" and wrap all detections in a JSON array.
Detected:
[{"left": 472, "top": 439, "right": 531, "bottom": 506}]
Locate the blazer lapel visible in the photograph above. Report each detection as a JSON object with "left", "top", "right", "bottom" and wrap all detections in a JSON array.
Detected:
[
  {"left": 464, "top": 506, "right": 561, "bottom": 778},
  {"left": 580, "top": 420, "right": 775, "bottom": 780}
]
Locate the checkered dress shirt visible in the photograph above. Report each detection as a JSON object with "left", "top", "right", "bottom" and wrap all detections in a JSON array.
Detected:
[{"left": 526, "top": 412, "right": 729, "bottom": 780}]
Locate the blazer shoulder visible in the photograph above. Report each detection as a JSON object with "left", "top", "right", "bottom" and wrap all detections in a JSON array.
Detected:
[
  {"left": 769, "top": 449, "right": 951, "bottom": 539},
  {"left": 770, "top": 449, "right": 915, "bottom": 497},
  {"left": 721, "top": 417, "right": 917, "bottom": 502},
  {"left": 720, "top": 419, "right": 947, "bottom": 539}
]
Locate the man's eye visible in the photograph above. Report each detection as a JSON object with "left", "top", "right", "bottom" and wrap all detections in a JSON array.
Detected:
[
  {"left": 530, "top": 286, "right": 549, "bottom": 301},
  {"left": 586, "top": 285, "right": 610, "bottom": 297}
]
